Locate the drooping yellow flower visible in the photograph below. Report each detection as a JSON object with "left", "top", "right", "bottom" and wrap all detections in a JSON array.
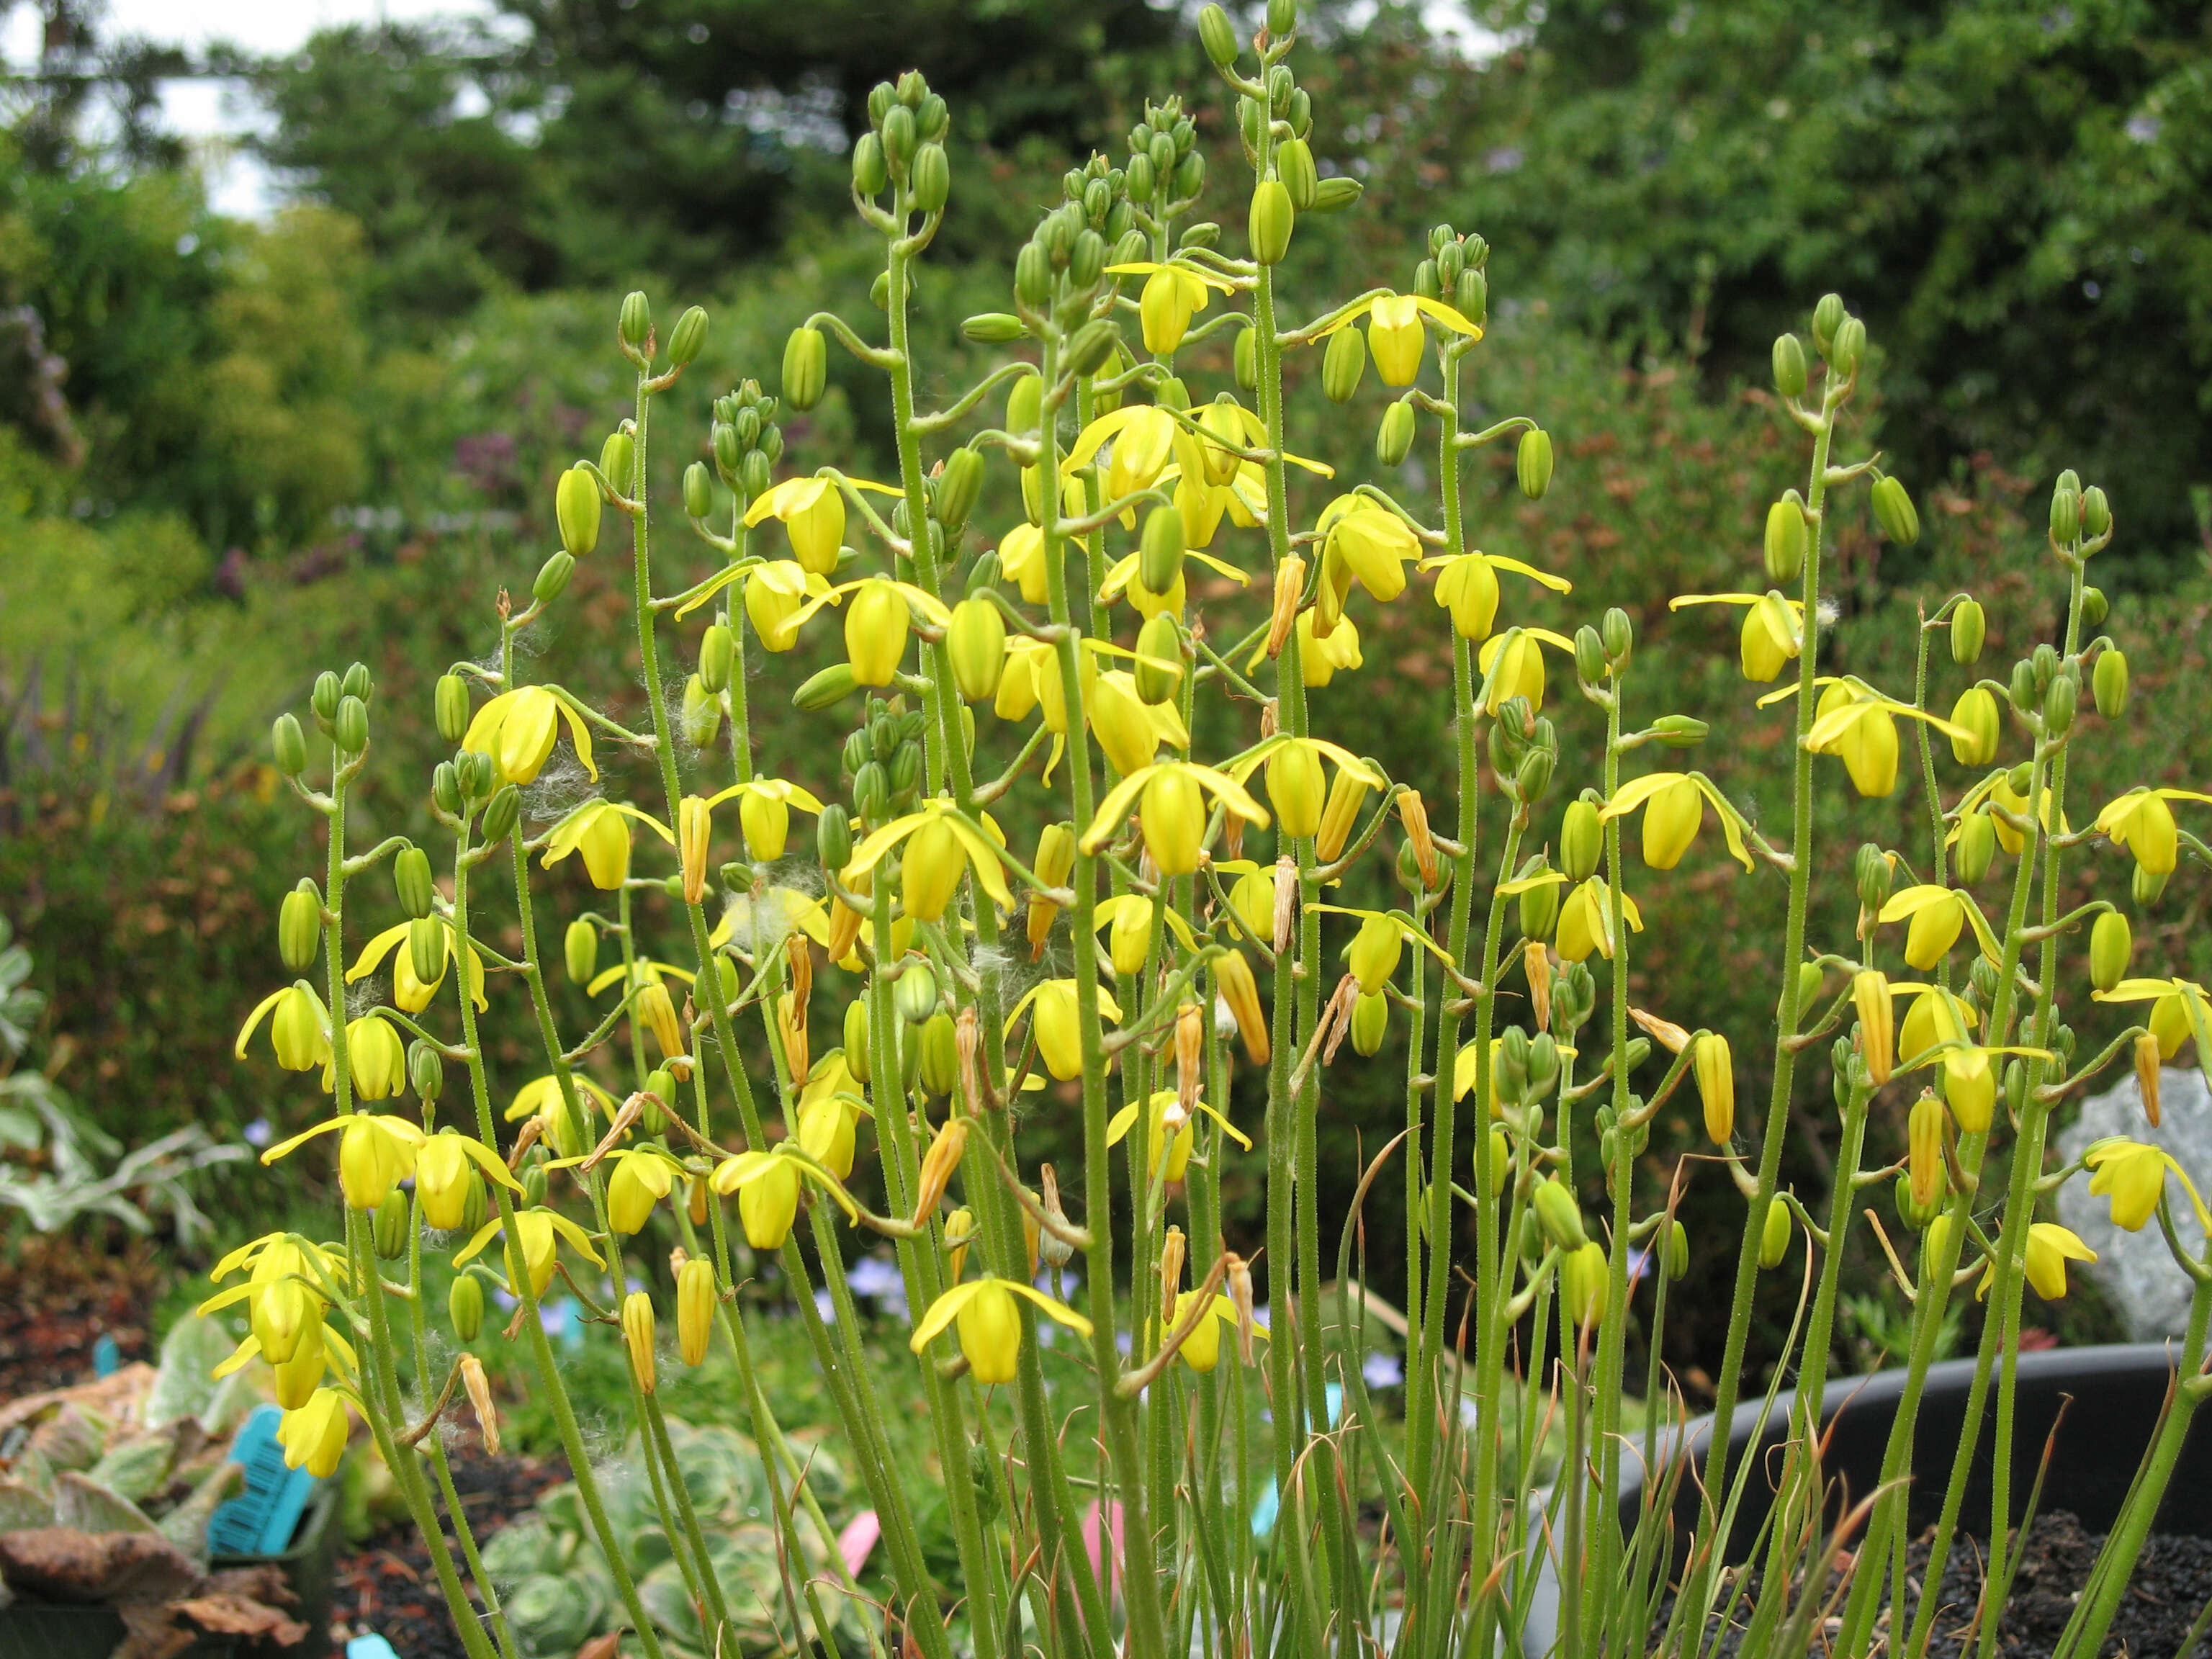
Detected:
[
  {"left": 1555, "top": 877, "right": 1644, "bottom": 963},
  {"left": 235, "top": 982, "right": 331, "bottom": 1073},
  {"left": 261, "top": 1113, "right": 426, "bottom": 1211},
  {"left": 1107, "top": 261, "right": 1234, "bottom": 355},
  {"left": 348, "top": 921, "right": 487, "bottom": 1015},
  {"left": 1797, "top": 679, "right": 1974, "bottom": 799},
  {"left": 454, "top": 1206, "right": 606, "bottom": 1299},
  {"left": 600, "top": 1147, "right": 689, "bottom": 1234},
  {"left": 1597, "top": 771, "right": 1755, "bottom": 874},
  {"left": 276, "top": 1388, "right": 351, "bottom": 1478},
  {"left": 1477, "top": 626, "right": 1576, "bottom": 715},
  {"left": 741, "top": 475, "right": 897, "bottom": 575},
  {"left": 1105, "top": 1089, "right": 1251, "bottom": 1184},
  {"left": 1010, "top": 979, "right": 1124, "bottom": 1082},
  {"left": 1080, "top": 759, "right": 1271, "bottom": 877},
  {"left": 414, "top": 1128, "right": 521, "bottom": 1230},
  {"left": 909, "top": 1274, "right": 1093, "bottom": 1385},
  {"left": 1668, "top": 593, "right": 1803, "bottom": 685},
  {"left": 2085, "top": 1139, "right": 2212, "bottom": 1234},
  {"left": 1879, "top": 885, "right": 1997, "bottom": 971},
  {"left": 462, "top": 685, "right": 598, "bottom": 787},
  {"left": 1424, "top": 549, "right": 1570, "bottom": 643},
  {"left": 1067, "top": 405, "right": 1180, "bottom": 505},
  {"left": 1317, "top": 496, "right": 1421, "bottom": 603},
  {"left": 1978, "top": 1222, "right": 2095, "bottom": 1302},
  {"left": 1310, "top": 292, "right": 1480, "bottom": 387},
  {"left": 842, "top": 798, "right": 1015, "bottom": 924},
  {"left": 2095, "top": 977, "right": 2212, "bottom": 1062},
  {"left": 2095, "top": 788, "right": 2212, "bottom": 876},
  {"left": 543, "top": 800, "right": 672, "bottom": 890},
  {"left": 1161, "top": 1292, "right": 1259, "bottom": 1373}
]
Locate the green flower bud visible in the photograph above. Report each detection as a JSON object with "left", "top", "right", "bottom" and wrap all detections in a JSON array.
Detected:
[
  {"left": 1653, "top": 715, "right": 1707, "bottom": 748},
  {"left": 783, "top": 325, "right": 827, "bottom": 411},
  {"left": 895, "top": 961, "right": 939, "bottom": 1027},
  {"left": 1533, "top": 1178, "right": 1587, "bottom": 1252},
  {"left": 533, "top": 550, "right": 573, "bottom": 605},
  {"left": 2050, "top": 484, "right": 2080, "bottom": 545},
  {"left": 934, "top": 449, "right": 984, "bottom": 534},
  {"left": 683, "top": 674, "right": 721, "bottom": 747},
  {"left": 619, "top": 290, "right": 651, "bottom": 350},
  {"left": 795, "top": 662, "right": 860, "bottom": 711},
  {"left": 682, "top": 462, "right": 714, "bottom": 521},
  {"left": 341, "top": 662, "right": 373, "bottom": 706},
  {"left": 1276, "top": 138, "right": 1318, "bottom": 211},
  {"left": 740, "top": 450, "right": 773, "bottom": 498},
  {"left": 1452, "top": 266, "right": 1488, "bottom": 328},
  {"left": 1376, "top": 400, "right": 1415, "bottom": 466},
  {"left": 667, "top": 305, "right": 707, "bottom": 368},
  {"left": 480, "top": 784, "right": 521, "bottom": 848},
  {"left": 1665, "top": 1218, "right": 1690, "bottom": 1281},
  {"left": 1321, "top": 322, "right": 1367, "bottom": 405},
  {"left": 962, "top": 315, "right": 1026, "bottom": 350},
  {"left": 1560, "top": 799, "right": 1602, "bottom": 883},
  {"left": 1248, "top": 179, "right": 1294, "bottom": 266},
  {"left": 1014, "top": 241, "right": 1052, "bottom": 309},
  {"left": 431, "top": 763, "right": 462, "bottom": 817},
  {"left": 2044, "top": 670, "right": 2077, "bottom": 737},
  {"left": 456, "top": 750, "right": 495, "bottom": 804},
  {"left": 279, "top": 881, "right": 322, "bottom": 971},
  {"left": 1830, "top": 315, "right": 1866, "bottom": 377},
  {"left": 2094, "top": 647, "right": 2128, "bottom": 719},
  {"left": 1066, "top": 320, "right": 1120, "bottom": 378},
  {"left": 1234, "top": 325, "right": 1259, "bottom": 393},
  {"left": 1791, "top": 961, "right": 1826, "bottom": 1020},
  {"left": 1855, "top": 842, "right": 1892, "bottom": 913},
  {"left": 1134, "top": 611, "right": 1182, "bottom": 706},
  {"left": 2081, "top": 485, "right": 2110, "bottom": 541},
  {"left": 1955, "top": 809, "right": 1996, "bottom": 884},
  {"left": 2009, "top": 660, "right": 2038, "bottom": 714},
  {"left": 2080, "top": 585, "right": 2108, "bottom": 626},
  {"left": 2135, "top": 861, "right": 2168, "bottom": 907},
  {"left": 1764, "top": 494, "right": 1807, "bottom": 585},
  {"left": 395, "top": 847, "right": 436, "bottom": 920},
  {"left": 408, "top": 917, "right": 446, "bottom": 988},
  {"left": 522, "top": 1161, "right": 549, "bottom": 1208},
  {"left": 1411, "top": 258, "right": 1440, "bottom": 301},
  {"left": 1126, "top": 152, "right": 1156, "bottom": 202},
  {"left": 842, "top": 998, "right": 873, "bottom": 1083},
  {"left": 818, "top": 804, "right": 854, "bottom": 871},
  {"left": 2089, "top": 909, "right": 2131, "bottom": 993},
  {"left": 1951, "top": 598, "right": 1986, "bottom": 665},
  {"left": 1949, "top": 686, "right": 2000, "bottom": 765},
  {"left": 1518, "top": 861, "right": 1559, "bottom": 940},
  {"left": 335, "top": 694, "right": 369, "bottom": 756},
  {"left": 563, "top": 919, "right": 598, "bottom": 986},
  {"left": 1310, "top": 175, "right": 1362, "bottom": 214},
  {"left": 408, "top": 1039, "right": 443, "bottom": 1104},
  {"left": 1516, "top": 428, "right": 1554, "bottom": 500},
  {"left": 1871, "top": 475, "right": 1920, "bottom": 546},
  {"left": 881, "top": 102, "right": 916, "bottom": 168},
  {"left": 1515, "top": 747, "right": 1555, "bottom": 804},
  {"left": 1198, "top": 3, "right": 1238, "bottom": 66},
  {"left": 1601, "top": 606, "right": 1633, "bottom": 664},
  {"left": 312, "top": 670, "right": 342, "bottom": 729},
  {"left": 1267, "top": 0, "right": 1296, "bottom": 33},
  {"left": 599, "top": 430, "right": 635, "bottom": 494},
  {"left": 1811, "top": 293, "right": 1845, "bottom": 356},
  {"left": 1066, "top": 228, "right": 1104, "bottom": 290},
  {"left": 688, "top": 623, "right": 733, "bottom": 697},
  {"left": 1758, "top": 1195, "right": 1792, "bottom": 1269},
  {"left": 1565, "top": 626, "right": 1604, "bottom": 690},
  {"left": 853, "top": 131, "right": 888, "bottom": 196},
  {"left": 374, "top": 1190, "right": 410, "bottom": 1260},
  {"left": 272, "top": 712, "right": 307, "bottom": 778},
  {"left": 449, "top": 1274, "right": 484, "bottom": 1343},
  {"left": 1138, "top": 505, "right": 1185, "bottom": 598},
  {"left": 1772, "top": 333, "right": 1807, "bottom": 398}
]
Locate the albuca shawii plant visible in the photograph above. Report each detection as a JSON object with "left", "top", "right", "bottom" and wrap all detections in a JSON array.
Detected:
[{"left": 208, "top": 4, "right": 2212, "bottom": 1657}]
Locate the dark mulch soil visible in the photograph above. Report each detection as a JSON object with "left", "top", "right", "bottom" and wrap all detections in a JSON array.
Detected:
[
  {"left": 1666, "top": 1511, "right": 2212, "bottom": 1658},
  {"left": 0, "top": 1235, "right": 160, "bottom": 1397},
  {"left": 328, "top": 1437, "right": 565, "bottom": 1659}
]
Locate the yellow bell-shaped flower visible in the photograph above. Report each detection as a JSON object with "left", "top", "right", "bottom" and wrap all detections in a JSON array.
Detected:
[
  {"left": 1940, "top": 1046, "right": 1995, "bottom": 1132},
  {"left": 1365, "top": 295, "right": 1428, "bottom": 386},
  {"left": 1639, "top": 777, "right": 1703, "bottom": 871},
  {"left": 605, "top": 1149, "right": 682, "bottom": 1235},
  {"left": 1267, "top": 743, "right": 1326, "bottom": 841},
  {"left": 341, "top": 1015, "right": 407, "bottom": 1101},
  {"left": 1979, "top": 1222, "right": 2095, "bottom": 1301},
  {"left": 845, "top": 578, "right": 910, "bottom": 688},
  {"left": 1809, "top": 684, "right": 1900, "bottom": 798},
  {"left": 621, "top": 1290, "right": 657, "bottom": 1395},
  {"left": 1345, "top": 913, "right": 1405, "bottom": 996},
  {"left": 1738, "top": 594, "right": 1799, "bottom": 684},
  {"left": 1693, "top": 1033, "right": 1734, "bottom": 1143},
  {"left": 909, "top": 1274, "right": 1092, "bottom": 1387},
  {"left": 276, "top": 1388, "right": 351, "bottom": 1478},
  {"left": 678, "top": 1256, "right": 718, "bottom": 1365},
  {"left": 713, "top": 1151, "right": 803, "bottom": 1251}
]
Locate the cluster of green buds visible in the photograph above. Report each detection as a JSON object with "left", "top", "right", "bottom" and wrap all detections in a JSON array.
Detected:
[
  {"left": 1123, "top": 98, "right": 1206, "bottom": 225},
  {"left": 853, "top": 71, "right": 953, "bottom": 225},
  {"left": 701, "top": 382, "right": 782, "bottom": 508}
]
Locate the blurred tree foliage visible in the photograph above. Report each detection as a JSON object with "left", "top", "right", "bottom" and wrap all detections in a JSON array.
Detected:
[{"left": 1460, "top": 0, "right": 2212, "bottom": 579}]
